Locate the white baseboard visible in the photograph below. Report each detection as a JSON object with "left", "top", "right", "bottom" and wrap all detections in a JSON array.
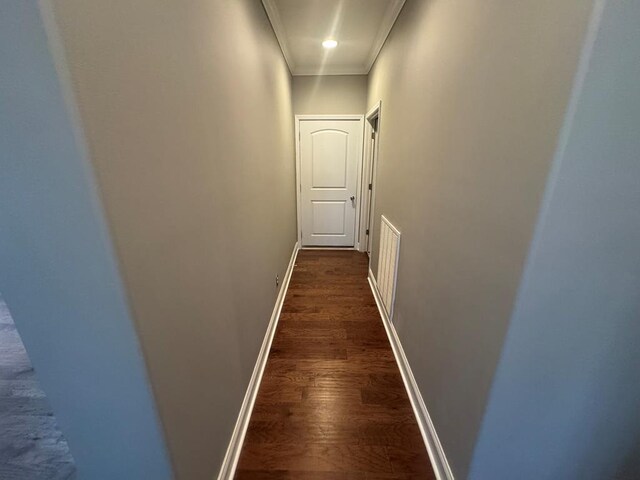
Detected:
[
  {"left": 217, "top": 242, "right": 300, "bottom": 480},
  {"left": 368, "top": 269, "right": 455, "bottom": 480}
]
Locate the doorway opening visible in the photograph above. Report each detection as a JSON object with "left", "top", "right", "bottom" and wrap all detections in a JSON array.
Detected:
[
  {"left": 360, "top": 102, "right": 381, "bottom": 257},
  {"left": 0, "top": 295, "right": 76, "bottom": 479}
]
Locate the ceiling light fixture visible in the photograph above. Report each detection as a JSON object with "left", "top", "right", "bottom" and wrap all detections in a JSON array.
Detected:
[{"left": 322, "top": 39, "right": 338, "bottom": 49}]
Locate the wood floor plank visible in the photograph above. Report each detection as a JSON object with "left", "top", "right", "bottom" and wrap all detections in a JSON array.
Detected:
[
  {"left": 249, "top": 404, "right": 420, "bottom": 425},
  {"left": 238, "top": 443, "right": 393, "bottom": 473},
  {"left": 235, "top": 250, "right": 434, "bottom": 479},
  {"left": 235, "top": 470, "right": 367, "bottom": 480}
]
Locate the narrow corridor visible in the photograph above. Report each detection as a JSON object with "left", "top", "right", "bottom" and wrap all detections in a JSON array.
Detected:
[{"left": 236, "top": 250, "right": 434, "bottom": 479}]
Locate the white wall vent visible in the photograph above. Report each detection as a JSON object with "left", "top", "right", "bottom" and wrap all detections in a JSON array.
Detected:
[{"left": 377, "top": 215, "right": 401, "bottom": 318}]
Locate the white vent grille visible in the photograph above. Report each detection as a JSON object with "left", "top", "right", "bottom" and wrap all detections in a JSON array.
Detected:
[{"left": 377, "top": 215, "right": 401, "bottom": 318}]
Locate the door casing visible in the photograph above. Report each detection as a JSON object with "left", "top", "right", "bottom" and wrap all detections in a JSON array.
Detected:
[{"left": 360, "top": 102, "right": 382, "bottom": 255}]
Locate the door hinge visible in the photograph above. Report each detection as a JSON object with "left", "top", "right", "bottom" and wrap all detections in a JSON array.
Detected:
[
  {"left": 366, "top": 229, "right": 369, "bottom": 235},
  {"left": 368, "top": 183, "right": 372, "bottom": 190},
  {"left": 371, "top": 132, "right": 376, "bottom": 140}
]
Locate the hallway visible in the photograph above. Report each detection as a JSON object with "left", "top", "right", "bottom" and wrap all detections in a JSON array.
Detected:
[
  {"left": 236, "top": 250, "right": 434, "bottom": 479},
  {"left": 3, "top": 0, "right": 640, "bottom": 478}
]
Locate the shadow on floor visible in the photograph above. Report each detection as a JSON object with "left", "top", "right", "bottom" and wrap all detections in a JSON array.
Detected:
[{"left": 0, "top": 296, "right": 76, "bottom": 480}]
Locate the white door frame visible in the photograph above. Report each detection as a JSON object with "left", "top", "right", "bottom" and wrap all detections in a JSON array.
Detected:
[
  {"left": 295, "top": 114, "right": 365, "bottom": 249},
  {"left": 359, "top": 102, "right": 382, "bottom": 255}
]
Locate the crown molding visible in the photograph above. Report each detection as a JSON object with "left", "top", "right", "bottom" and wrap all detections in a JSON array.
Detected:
[
  {"left": 293, "top": 67, "right": 369, "bottom": 77},
  {"left": 262, "top": 0, "right": 295, "bottom": 74},
  {"left": 263, "top": 0, "right": 406, "bottom": 76},
  {"left": 364, "top": 0, "right": 406, "bottom": 73}
]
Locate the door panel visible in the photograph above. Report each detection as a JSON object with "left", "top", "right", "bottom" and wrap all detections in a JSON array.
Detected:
[
  {"left": 299, "top": 120, "right": 362, "bottom": 246},
  {"left": 312, "top": 201, "right": 346, "bottom": 235},
  {"left": 311, "top": 131, "right": 348, "bottom": 188}
]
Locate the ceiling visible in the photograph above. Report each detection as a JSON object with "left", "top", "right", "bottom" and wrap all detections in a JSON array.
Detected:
[{"left": 262, "top": 0, "right": 406, "bottom": 76}]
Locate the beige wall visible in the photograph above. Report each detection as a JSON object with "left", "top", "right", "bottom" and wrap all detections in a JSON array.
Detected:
[
  {"left": 470, "top": 3, "right": 640, "bottom": 477},
  {"left": 0, "top": 2, "right": 172, "bottom": 477},
  {"left": 293, "top": 75, "right": 367, "bottom": 114},
  {"left": 50, "top": 1, "right": 296, "bottom": 479},
  {"left": 367, "top": 0, "right": 595, "bottom": 477}
]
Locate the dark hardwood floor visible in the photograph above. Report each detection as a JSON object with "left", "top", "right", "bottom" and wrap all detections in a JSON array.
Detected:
[{"left": 235, "top": 250, "right": 434, "bottom": 479}]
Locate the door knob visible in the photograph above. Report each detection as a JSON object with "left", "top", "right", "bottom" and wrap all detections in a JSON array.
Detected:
[{"left": 350, "top": 195, "right": 355, "bottom": 201}]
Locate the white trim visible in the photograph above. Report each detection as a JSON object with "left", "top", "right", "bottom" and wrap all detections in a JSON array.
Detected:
[
  {"left": 295, "top": 114, "right": 365, "bottom": 121},
  {"left": 378, "top": 215, "right": 401, "bottom": 319},
  {"left": 295, "top": 115, "right": 366, "bottom": 248},
  {"left": 366, "top": 101, "right": 382, "bottom": 123},
  {"left": 359, "top": 101, "right": 382, "bottom": 253},
  {"left": 359, "top": 120, "right": 373, "bottom": 253},
  {"left": 262, "top": 0, "right": 405, "bottom": 76},
  {"left": 293, "top": 68, "right": 370, "bottom": 76},
  {"left": 217, "top": 242, "right": 300, "bottom": 480},
  {"left": 261, "top": 0, "right": 295, "bottom": 75},
  {"left": 368, "top": 269, "right": 455, "bottom": 480},
  {"left": 364, "top": 0, "right": 406, "bottom": 73},
  {"left": 295, "top": 118, "right": 302, "bottom": 246}
]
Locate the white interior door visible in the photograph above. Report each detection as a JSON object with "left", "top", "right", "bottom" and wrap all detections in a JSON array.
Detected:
[{"left": 299, "top": 119, "right": 363, "bottom": 247}]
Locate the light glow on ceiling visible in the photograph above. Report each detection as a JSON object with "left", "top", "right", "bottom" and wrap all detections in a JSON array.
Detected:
[{"left": 322, "top": 39, "right": 338, "bottom": 49}]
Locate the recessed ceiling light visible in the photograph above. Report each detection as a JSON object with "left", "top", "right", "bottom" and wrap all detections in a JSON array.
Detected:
[{"left": 322, "top": 39, "right": 338, "bottom": 49}]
